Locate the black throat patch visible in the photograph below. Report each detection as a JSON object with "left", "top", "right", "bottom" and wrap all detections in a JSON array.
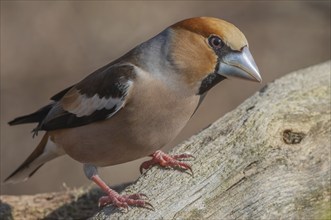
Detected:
[{"left": 198, "top": 73, "right": 226, "bottom": 95}]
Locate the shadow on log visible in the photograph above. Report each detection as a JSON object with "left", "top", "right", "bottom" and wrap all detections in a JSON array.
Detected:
[{"left": 1, "top": 61, "right": 330, "bottom": 219}]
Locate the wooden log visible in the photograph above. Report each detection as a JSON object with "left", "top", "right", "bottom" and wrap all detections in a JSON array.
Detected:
[{"left": 93, "top": 61, "right": 331, "bottom": 219}]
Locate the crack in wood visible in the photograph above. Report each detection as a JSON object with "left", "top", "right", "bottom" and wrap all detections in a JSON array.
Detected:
[{"left": 225, "top": 176, "right": 246, "bottom": 192}]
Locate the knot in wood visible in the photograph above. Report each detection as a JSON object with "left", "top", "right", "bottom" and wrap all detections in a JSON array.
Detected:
[{"left": 282, "top": 129, "right": 306, "bottom": 145}]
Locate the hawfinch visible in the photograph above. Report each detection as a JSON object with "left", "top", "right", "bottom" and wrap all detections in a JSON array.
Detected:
[{"left": 6, "top": 17, "right": 261, "bottom": 209}]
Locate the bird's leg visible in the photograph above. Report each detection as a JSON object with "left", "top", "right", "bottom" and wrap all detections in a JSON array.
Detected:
[
  {"left": 83, "top": 164, "right": 153, "bottom": 210},
  {"left": 139, "top": 150, "right": 194, "bottom": 175}
]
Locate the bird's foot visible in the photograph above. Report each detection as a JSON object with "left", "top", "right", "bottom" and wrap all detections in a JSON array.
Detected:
[
  {"left": 99, "top": 191, "right": 154, "bottom": 210},
  {"left": 140, "top": 150, "right": 194, "bottom": 175},
  {"left": 89, "top": 173, "right": 153, "bottom": 210}
]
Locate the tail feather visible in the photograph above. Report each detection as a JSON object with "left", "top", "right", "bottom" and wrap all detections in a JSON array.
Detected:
[
  {"left": 4, "top": 133, "right": 64, "bottom": 183},
  {"left": 8, "top": 103, "right": 53, "bottom": 126}
]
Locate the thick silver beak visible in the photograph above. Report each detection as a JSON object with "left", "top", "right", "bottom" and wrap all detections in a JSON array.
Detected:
[{"left": 218, "top": 46, "right": 262, "bottom": 82}]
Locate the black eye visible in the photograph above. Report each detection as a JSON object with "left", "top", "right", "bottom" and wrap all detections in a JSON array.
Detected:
[{"left": 208, "top": 36, "right": 223, "bottom": 49}]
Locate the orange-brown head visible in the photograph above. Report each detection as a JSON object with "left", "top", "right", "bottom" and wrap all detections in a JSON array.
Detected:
[{"left": 167, "top": 17, "right": 261, "bottom": 94}]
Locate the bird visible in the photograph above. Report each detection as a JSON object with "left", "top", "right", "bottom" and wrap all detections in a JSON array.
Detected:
[{"left": 5, "top": 17, "right": 261, "bottom": 210}]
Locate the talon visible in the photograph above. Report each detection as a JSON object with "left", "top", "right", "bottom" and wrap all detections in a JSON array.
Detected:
[
  {"left": 189, "top": 167, "right": 194, "bottom": 176},
  {"left": 138, "top": 193, "right": 149, "bottom": 200},
  {"left": 178, "top": 162, "right": 194, "bottom": 176},
  {"left": 184, "top": 165, "right": 194, "bottom": 177},
  {"left": 144, "top": 202, "right": 155, "bottom": 211},
  {"left": 140, "top": 160, "right": 156, "bottom": 174}
]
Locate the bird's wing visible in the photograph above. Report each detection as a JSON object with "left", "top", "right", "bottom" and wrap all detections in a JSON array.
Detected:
[{"left": 36, "top": 64, "right": 136, "bottom": 132}]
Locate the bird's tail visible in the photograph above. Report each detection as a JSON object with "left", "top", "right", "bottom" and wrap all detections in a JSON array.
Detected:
[
  {"left": 8, "top": 103, "right": 53, "bottom": 126},
  {"left": 4, "top": 133, "right": 65, "bottom": 183}
]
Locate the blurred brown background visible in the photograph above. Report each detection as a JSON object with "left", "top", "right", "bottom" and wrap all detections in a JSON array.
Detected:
[{"left": 1, "top": 1, "right": 330, "bottom": 195}]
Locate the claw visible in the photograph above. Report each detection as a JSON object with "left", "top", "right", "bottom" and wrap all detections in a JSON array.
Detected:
[
  {"left": 179, "top": 163, "right": 194, "bottom": 176},
  {"left": 143, "top": 201, "right": 155, "bottom": 211},
  {"left": 174, "top": 160, "right": 194, "bottom": 176},
  {"left": 140, "top": 160, "right": 157, "bottom": 174},
  {"left": 138, "top": 193, "right": 149, "bottom": 200}
]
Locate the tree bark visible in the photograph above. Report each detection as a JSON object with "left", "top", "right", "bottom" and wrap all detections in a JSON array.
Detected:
[
  {"left": 93, "top": 61, "right": 331, "bottom": 219},
  {"left": 1, "top": 61, "right": 330, "bottom": 220}
]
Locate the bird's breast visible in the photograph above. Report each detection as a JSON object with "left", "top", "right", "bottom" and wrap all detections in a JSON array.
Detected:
[{"left": 51, "top": 76, "right": 200, "bottom": 166}]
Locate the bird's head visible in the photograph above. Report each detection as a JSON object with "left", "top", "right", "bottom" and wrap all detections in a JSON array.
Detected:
[{"left": 167, "top": 17, "right": 262, "bottom": 95}]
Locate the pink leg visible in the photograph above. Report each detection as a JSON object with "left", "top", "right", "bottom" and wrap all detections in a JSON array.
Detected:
[
  {"left": 91, "top": 174, "right": 153, "bottom": 210},
  {"left": 140, "top": 150, "right": 194, "bottom": 175}
]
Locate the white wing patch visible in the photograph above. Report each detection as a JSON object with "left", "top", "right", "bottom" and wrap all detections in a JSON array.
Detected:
[
  {"left": 67, "top": 94, "right": 122, "bottom": 117},
  {"left": 67, "top": 80, "right": 133, "bottom": 117}
]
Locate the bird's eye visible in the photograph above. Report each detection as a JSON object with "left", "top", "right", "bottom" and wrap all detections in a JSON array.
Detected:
[{"left": 208, "top": 36, "right": 223, "bottom": 49}]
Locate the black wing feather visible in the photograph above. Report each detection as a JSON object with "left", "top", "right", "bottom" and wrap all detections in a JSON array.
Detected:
[
  {"left": 50, "top": 85, "right": 75, "bottom": 101},
  {"left": 37, "top": 64, "right": 135, "bottom": 132},
  {"left": 9, "top": 64, "right": 136, "bottom": 135},
  {"left": 8, "top": 103, "right": 54, "bottom": 126},
  {"left": 38, "top": 105, "right": 117, "bottom": 131}
]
